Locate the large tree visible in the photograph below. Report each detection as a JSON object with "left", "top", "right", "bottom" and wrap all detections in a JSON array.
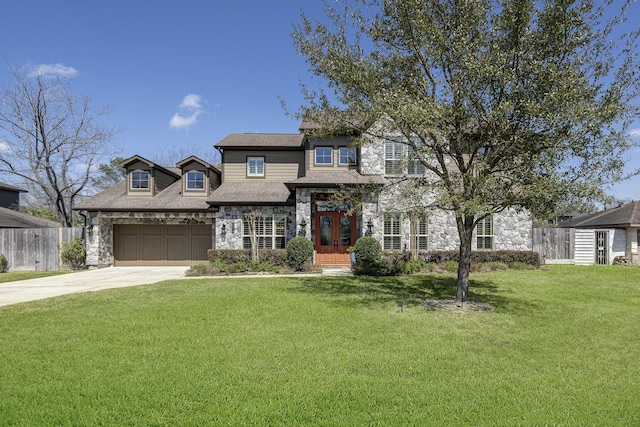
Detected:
[
  {"left": 293, "top": 0, "right": 639, "bottom": 301},
  {"left": 0, "top": 65, "right": 117, "bottom": 226}
]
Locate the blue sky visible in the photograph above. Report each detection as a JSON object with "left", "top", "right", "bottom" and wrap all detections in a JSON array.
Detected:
[{"left": 1, "top": 0, "right": 638, "bottom": 201}]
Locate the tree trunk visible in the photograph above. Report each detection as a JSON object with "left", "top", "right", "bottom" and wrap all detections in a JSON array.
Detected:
[{"left": 456, "top": 214, "right": 475, "bottom": 302}]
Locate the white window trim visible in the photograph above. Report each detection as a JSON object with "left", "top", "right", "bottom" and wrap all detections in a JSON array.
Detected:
[
  {"left": 338, "top": 147, "right": 357, "bottom": 166},
  {"left": 383, "top": 213, "right": 402, "bottom": 250},
  {"left": 130, "top": 170, "right": 150, "bottom": 190},
  {"left": 410, "top": 213, "right": 428, "bottom": 251},
  {"left": 315, "top": 147, "right": 333, "bottom": 165},
  {"left": 185, "top": 170, "right": 205, "bottom": 190},
  {"left": 247, "top": 157, "right": 265, "bottom": 177},
  {"left": 385, "top": 138, "right": 403, "bottom": 176},
  {"left": 476, "top": 215, "right": 494, "bottom": 250},
  {"left": 243, "top": 214, "right": 287, "bottom": 249}
]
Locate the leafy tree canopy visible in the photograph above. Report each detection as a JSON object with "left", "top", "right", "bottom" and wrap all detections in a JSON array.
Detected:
[{"left": 293, "top": 0, "right": 640, "bottom": 300}]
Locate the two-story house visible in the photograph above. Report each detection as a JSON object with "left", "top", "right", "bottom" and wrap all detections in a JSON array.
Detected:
[{"left": 77, "top": 119, "right": 533, "bottom": 267}]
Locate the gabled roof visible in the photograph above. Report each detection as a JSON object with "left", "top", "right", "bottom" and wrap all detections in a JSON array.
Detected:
[
  {"left": 0, "top": 181, "right": 27, "bottom": 193},
  {"left": 119, "top": 155, "right": 180, "bottom": 178},
  {"left": 0, "top": 207, "right": 60, "bottom": 228},
  {"left": 215, "top": 133, "right": 305, "bottom": 149},
  {"left": 286, "top": 171, "right": 384, "bottom": 188},
  {"left": 207, "top": 182, "right": 293, "bottom": 206},
  {"left": 560, "top": 201, "right": 640, "bottom": 228},
  {"left": 75, "top": 181, "right": 214, "bottom": 212},
  {"left": 175, "top": 156, "right": 220, "bottom": 174}
]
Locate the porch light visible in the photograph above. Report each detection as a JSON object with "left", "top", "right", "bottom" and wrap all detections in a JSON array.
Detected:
[
  {"left": 365, "top": 218, "right": 374, "bottom": 236},
  {"left": 221, "top": 223, "right": 226, "bottom": 235},
  {"left": 299, "top": 218, "right": 307, "bottom": 237}
]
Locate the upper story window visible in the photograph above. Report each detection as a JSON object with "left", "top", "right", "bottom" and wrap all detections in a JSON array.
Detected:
[
  {"left": 408, "top": 139, "right": 425, "bottom": 175},
  {"left": 247, "top": 157, "right": 265, "bottom": 177},
  {"left": 385, "top": 138, "right": 403, "bottom": 175},
  {"left": 339, "top": 147, "right": 357, "bottom": 165},
  {"left": 186, "top": 171, "right": 205, "bottom": 190},
  {"left": 131, "top": 171, "right": 149, "bottom": 189},
  {"left": 315, "top": 147, "right": 333, "bottom": 165},
  {"left": 476, "top": 215, "right": 494, "bottom": 250}
]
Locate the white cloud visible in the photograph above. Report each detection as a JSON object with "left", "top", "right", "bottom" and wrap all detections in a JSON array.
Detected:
[
  {"left": 0, "top": 139, "right": 12, "bottom": 153},
  {"left": 170, "top": 112, "right": 202, "bottom": 129},
  {"left": 29, "top": 63, "right": 78, "bottom": 78},
  {"left": 179, "top": 94, "right": 202, "bottom": 110},
  {"left": 629, "top": 128, "right": 640, "bottom": 138},
  {"left": 170, "top": 94, "right": 204, "bottom": 130}
]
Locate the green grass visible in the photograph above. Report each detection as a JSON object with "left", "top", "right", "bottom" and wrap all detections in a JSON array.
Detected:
[
  {"left": 0, "top": 270, "right": 71, "bottom": 283},
  {"left": 0, "top": 265, "right": 639, "bottom": 425}
]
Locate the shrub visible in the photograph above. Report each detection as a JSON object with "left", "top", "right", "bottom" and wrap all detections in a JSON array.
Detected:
[
  {"left": 443, "top": 260, "right": 458, "bottom": 272},
  {"left": 381, "top": 250, "right": 411, "bottom": 276},
  {"left": 419, "top": 250, "right": 540, "bottom": 268},
  {"left": 510, "top": 261, "right": 529, "bottom": 270},
  {"left": 0, "top": 254, "right": 7, "bottom": 273},
  {"left": 286, "top": 237, "right": 314, "bottom": 271},
  {"left": 351, "top": 237, "right": 385, "bottom": 276},
  {"left": 61, "top": 238, "right": 86, "bottom": 270},
  {"left": 485, "top": 262, "right": 508, "bottom": 271},
  {"left": 208, "top": 249, "right": 288, "bottom": 267},
  {"left": 404, "top": 258, "right": 428, "bottom": 274}
]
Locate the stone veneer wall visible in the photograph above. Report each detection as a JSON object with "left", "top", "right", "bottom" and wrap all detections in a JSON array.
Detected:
[
  {"left": 85, "top": 211, "right": 216, "bottom": 267},
  {"left": 215, "top": 206, "right": 296, "bottom": 250}
]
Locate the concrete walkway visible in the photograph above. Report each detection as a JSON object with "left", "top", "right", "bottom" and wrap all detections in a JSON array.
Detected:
[{"left": 0, "top": 267, "right": 188, "bottom": 308}]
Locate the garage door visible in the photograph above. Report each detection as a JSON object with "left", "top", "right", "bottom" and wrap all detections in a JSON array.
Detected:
[{"left": 113, "top": 224, "right": 212, "bottom": 266}]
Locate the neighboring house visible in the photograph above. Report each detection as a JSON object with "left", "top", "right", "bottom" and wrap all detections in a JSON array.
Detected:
[
  {"left": 0, "top": 181, "right": 60, "bottom": 229},
  {"left": 76, "top": 120, "right": 533, "bottom": 267},
  {"left": 559, "top": 201, "right": 640, "bottom": 265},
  {"left": 0, "top": 207, "right": 61, "bottom": 229},
  {"left": 0, "top": 181, "right": 27, "bottom": 211}
]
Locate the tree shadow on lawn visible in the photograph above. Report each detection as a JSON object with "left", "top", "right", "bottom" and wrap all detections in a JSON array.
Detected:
[{"left": 290, "top": 274, "right": 537, "bottom": 313}]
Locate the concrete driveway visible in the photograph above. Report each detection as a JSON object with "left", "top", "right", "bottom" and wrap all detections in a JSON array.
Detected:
[{"left": 0, "top": 266, "right": 189, "bottom": 308}]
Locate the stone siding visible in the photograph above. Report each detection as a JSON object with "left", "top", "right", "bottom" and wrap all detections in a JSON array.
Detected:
[
  {"left": 215, "top": 206, "right": 296, "bottom": 250},
  {"left": 85, "top": 211, "right": 215, "bottom": 267}
]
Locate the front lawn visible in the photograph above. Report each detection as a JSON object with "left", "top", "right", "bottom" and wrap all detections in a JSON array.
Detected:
[
  {"left": 0, "top": 270, "right": 71, "bottom": 284},
  {"left": 0, "top": 266, "right": 638, "bottom": 425}
]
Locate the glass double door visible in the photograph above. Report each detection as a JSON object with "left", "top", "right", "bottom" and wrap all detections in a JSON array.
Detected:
[{"left": 315, "top": 212, "right": 355, "bottom": 265}]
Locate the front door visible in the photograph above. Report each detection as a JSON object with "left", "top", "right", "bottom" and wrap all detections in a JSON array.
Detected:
[{"left": 315, "top": 212, "right": 355, "bottom": 265}]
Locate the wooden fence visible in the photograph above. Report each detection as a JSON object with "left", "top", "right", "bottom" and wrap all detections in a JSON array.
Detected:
[
  {"left": 0, "top": 227, "right": 83, "bottom": 271},
  {"left": 532, "top": 227, "right": 575, "bottom": 264}
]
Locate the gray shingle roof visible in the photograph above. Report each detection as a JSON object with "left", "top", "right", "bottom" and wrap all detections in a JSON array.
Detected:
[
  {"left": 0, "top": 207, "right": 60, "bottom": 228},
  {"left": 286, "top": 171, "right": 384, "bottom": 187},
  {"left": 560, "top": 201, "right": 640, "bottom": 228},
  {"left": 75, "top": 181, "right": 214, "bottom": 211},
  {"left": 0, "top": 181, "right": 27, "bottom": 193},
  {"left": 207, "top": 182, "right": 293, "bottom": 205},
  {"left": 215, "top": 133, "right": 304, "bottom": 149}
]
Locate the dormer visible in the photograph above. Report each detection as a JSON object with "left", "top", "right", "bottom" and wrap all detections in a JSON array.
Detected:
[
  {"left": 120, "top": 155, "right": 180, "bottom": 197},
  {"left": 176, "top": 156, "right": 221, "bottom": 197}
]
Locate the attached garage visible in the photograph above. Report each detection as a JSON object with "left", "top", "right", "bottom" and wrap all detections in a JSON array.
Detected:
[{"left": 113, "top": 224, "right": 212, "bottom": 266}]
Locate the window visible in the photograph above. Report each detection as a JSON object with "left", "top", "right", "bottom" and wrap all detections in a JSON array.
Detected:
[
  {"left": 383, "top": 213, "right": 402, "bottom": 250},
  {"left": 385, "top": 138, "right": 403, "bottom": 175},
  {"left": 131, "top": 171, "right": 149, "bottom": 189},
  {"left": 407, "top": 139, "right": 424, "bottom": 175},
  {"left": 243, "top": 214, "right": 286, "bottom": 249},
  {"left": 315, "top": 147, "right": 333, "bottom": 165},
  {"left": 476, "top": 215, "right": 494, "bottom": 250},
  {"left": 339, "top": 147, "right": 357, "bottom": 165},
  {"left": 247, "top": 157, "right": 265, "bottom": 177},
  {"left": 186, "top": 171, "right": 205, "bottom": 190},
  {"left": 410, "top": 214, "right": 428, "bottom": 251}
]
